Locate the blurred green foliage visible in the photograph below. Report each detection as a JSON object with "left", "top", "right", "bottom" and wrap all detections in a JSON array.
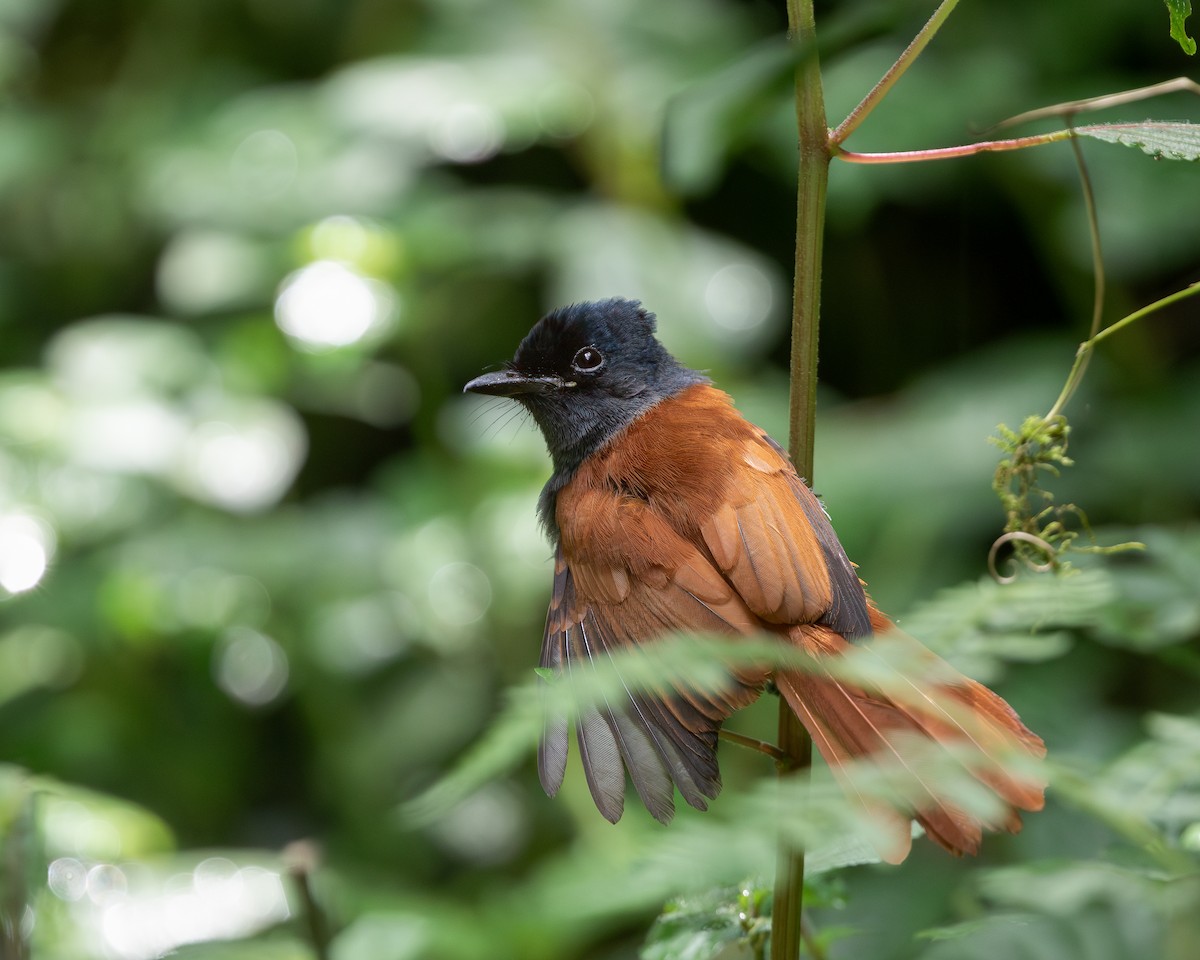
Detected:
[{"left": 0, "top": 0, "right": 1197, "bottom": 957}]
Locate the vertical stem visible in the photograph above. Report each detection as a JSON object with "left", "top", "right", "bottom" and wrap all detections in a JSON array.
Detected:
[
  {"left": 786, "top": 0, "right": 828, "bottom": 478},
  {"left": 775, "top": 1, "right": 829, "bottom": 958},
  {"left": 771, "top": 724, "right": 811, "bottom": 960},
  {"left": 1069, "top": 134, "right": 1105, "bottom": 348},
  {"left": 286, "top": 841, "right": 331, "bottom": 960},
  {"left": 1044, "top": 133, "right": 1105, "bottom": 423}
]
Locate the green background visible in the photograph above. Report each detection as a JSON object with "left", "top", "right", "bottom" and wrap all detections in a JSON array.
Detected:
[{"left": 0, "top": 0, "right": 1197, "bottom": 957}]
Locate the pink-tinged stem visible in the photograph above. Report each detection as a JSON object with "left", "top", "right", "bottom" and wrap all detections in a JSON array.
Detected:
[{"left": 833, "top": 129, "right": 1073, "bottom": 164}]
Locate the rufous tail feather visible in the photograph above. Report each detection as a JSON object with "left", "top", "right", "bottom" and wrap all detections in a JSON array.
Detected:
[{"left": 776, "top": 613, "right": 1046, "bottom": 862}]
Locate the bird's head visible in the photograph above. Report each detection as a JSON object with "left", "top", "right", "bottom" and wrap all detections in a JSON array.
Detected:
[{"left": 464, "top": 298, "right": 704, "bottom": 475}]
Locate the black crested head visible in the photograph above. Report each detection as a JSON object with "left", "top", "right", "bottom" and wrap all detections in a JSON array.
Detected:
[{"left": 464, "top": 297, "right": 705, "bottom": 481}]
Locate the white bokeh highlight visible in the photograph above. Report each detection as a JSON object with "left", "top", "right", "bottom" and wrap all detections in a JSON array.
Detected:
[
  {"left": 95, "top": 858, "right": 291, "bottom": 959},
  {"left": 213, "top": 627, "right": 289, "bottom": 707},
  {"left": 0, "top": 512, "right": 55, "bottom": 594},
  {"left": 275, "top": 259, "right": 394, "bottom": 349},
  {"left": 178, "top": 404, "right": 306, "bottom": 513}
]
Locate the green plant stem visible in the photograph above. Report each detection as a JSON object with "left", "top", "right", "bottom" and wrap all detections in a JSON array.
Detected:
[
  {"left": 777, "top": 0, "right": 828, "bottom": 957},
  {"left": 1046, "top": 281, "right": 1200, "bottom": 420},
  {"left": 786, "top": 1, "right": 829, "bottom": 477},
  {"left": 286, "top": 842, "right": 331, "bottom": 960},
  {"left": 1071, "top": 134, "right": 1106, "bottom": 343},
  {"left": 830, "top": 0, "right": 961, "bottom": 146},
  {"left": 1041, "top": 133, "right": 1106, "bottom": 424},
  {"left": 772, "top": 727, "right": 811, "bottom": 960},
  {"left": 1090, "top": 281, "right": 1200, "bottom": 346}
]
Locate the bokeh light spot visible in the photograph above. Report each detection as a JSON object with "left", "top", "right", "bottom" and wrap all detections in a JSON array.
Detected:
[
  {"left": 311, "top": 595, "right": 408, "bottom": 675},
  {"left": 69, "top": 401, "right": 187, "bottom": 474},
  {"left": 213, "top": 627, "right": 289, "bottom": 707},
  {"left": 427, "top": 562, "right": 492, "bottom": 627},
  {"left": 274, "top": 260, "right": 394, "bottom": 349},
  {"left": 48, "top": 858, "right": 88, "bottom": 902},
  {"left": 180, "top": 405, "right": 306, "bottom": 512},
  {"left": 704, "top": 262, "right": 773, "bottom": 333},
  {"left": 230, "top": 129, "right": 298, "bottom": 198},
  {"left": 157, "top": 230, "right": 267, "bottom": 315},
  {"left": 87, "top": 863, "right": 129, "bottom": 906},
  {"left": 430, "top": 102, "right": 505, "bottom": 163},
  {"left": 0, "top": 513, "right": 54, "bottom": 594},
  {"left": 428, "top": 783, "right": 528, "bottom": 865},
  {"left": 535, "top": 81, "right": 595, "bottom": 139},
  {"left": 310, "top": 215, "right": 370, "bottom": 262},
  {"left": 192, "top": 857, "right": 239, "bottom": 893},
  {"left": 47, "top": 319, "right": 210, "bottom": 401},
  {"left": 99, "top": 859, "right": 290, "bottom": 959}
]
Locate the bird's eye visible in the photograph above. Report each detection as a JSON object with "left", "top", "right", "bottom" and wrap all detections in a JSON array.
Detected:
[{"left": 571, "top": 346, "right": 605, "bottom": 374}]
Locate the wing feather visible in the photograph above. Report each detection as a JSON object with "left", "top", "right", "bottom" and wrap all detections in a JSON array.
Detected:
[
  {"left": 537, "top": 622, "right": 569, "bottom": 797},
  {"left": 563, "top": 622, "right": 626, "bottom": 822},
  {"left": 577, "top": 613, "right": 676, "bottom": 822},
  {"left": 537, "top": 552, "right": 572, "bottom": 797},
  {"left": 700, "top": 435, "right": 872, "bottom": 630},
  {"left": 537, "top": 495, "right": 765, "bottom": 821}
]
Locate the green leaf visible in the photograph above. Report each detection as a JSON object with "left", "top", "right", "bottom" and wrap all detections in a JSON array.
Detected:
[
  {"left": 399, "top": 685, "right": 543, "bottom": 825},
  {"left": 897, "top": 570, "right": 1113, "bottom": 682},
  {"left": 918, "top": 858, "right": 1200, "bottom": 959},
  {"left": 1096, "top": 713, "right": 1200, "bottom": 836},
  {"left": 640, "top": 887, "right": 757, "bottom": 960},
  {"left": 330, "top": 912, "right": 433, "bottom": 960},
  {"left": 1076, "top": 121, "right": 1200, "bottom": 160},
  {"left": 1164, "top": 0, "right": 1197, "bottom": 54},
  {"left": 918, "top": 910, "right": 1142, "bottom": 960},
  {"left": 662, "top": 37, "right": 797, "bottom": 194},
  {"left": 0, "top": 765, "right": 175, "bottom": 860},
  {"left": 640, "top": 879, "right": 853, "bottom": 960},
  {"left": 1090, "top": 528, "right": 1200, "bottom": 652}
]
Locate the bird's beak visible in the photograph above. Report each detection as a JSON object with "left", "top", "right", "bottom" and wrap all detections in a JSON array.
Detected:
[{"left": 463, "top": 370, "right": 565, "bottom": 396}]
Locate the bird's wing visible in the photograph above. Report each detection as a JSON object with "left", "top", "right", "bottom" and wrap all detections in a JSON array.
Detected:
[
  {"left": 699, "top": 431, "right": 872, "bottom": 639},
  {"left": 539, "top": 492, "right": 766, "bottom": 824}
]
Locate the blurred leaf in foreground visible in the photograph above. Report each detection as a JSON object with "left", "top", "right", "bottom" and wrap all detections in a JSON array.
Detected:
[
  {"left": 895, "top": 569, "right": 1114, "bottom": 682},
  {"left": 1088, "top": 528, "right": 1200, "bottom": 654},
  {"left": 641, "top": 884, "right": 768, "bottom": 960},
  {"left": 917, "top": 857, "right": 1200, "bottom": 960}
]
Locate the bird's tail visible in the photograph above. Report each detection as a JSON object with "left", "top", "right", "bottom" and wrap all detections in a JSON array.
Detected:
[{"left": 775, "top": 608, "right": 1046, "bottom": 863}]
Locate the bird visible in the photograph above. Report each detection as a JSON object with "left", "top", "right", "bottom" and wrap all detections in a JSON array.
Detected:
[{"left": 464, "top": 297, "right": 1045, "bottom": 862}]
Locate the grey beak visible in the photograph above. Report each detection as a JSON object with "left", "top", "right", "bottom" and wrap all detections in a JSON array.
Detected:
[{"left": 463, "top": 370, "right": 564, "bottom": 396}]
